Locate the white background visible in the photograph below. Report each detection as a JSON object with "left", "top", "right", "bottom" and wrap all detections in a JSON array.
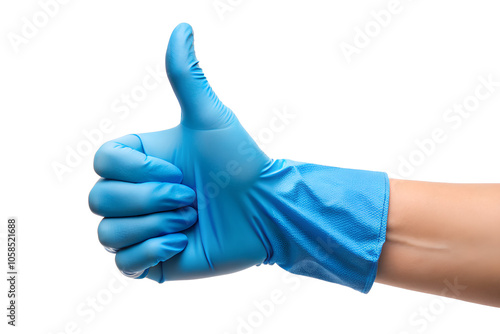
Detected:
[{"left": 1, "top": 0, "right": 500, "bottom": 333}]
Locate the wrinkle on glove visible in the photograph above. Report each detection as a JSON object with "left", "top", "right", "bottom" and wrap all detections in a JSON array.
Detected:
[{"left": 252, "top": 160, "right": 389, "bottom": 293}]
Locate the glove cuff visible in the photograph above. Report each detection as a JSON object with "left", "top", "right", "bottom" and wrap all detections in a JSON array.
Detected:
[{"left": 252, "top": 159, "right": 389, "bottom": 293}]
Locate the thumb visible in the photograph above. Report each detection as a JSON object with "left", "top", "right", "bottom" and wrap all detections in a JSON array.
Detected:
[{"left": 166, "top": 23, "right": 234, "bottom": 130}]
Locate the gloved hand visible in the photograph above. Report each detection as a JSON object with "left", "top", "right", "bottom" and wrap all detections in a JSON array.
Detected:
[{"left": 89, "top": 23, "right": 389, "bottom": 293}]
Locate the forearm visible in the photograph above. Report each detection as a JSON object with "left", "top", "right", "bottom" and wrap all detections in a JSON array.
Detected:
[{"left": 375, "top": 179, "right": 500, "bottom": 307}]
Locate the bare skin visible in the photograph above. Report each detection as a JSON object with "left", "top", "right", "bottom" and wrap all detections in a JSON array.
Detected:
[{"left": 376, "top": 179, "right": 500, "bottom": 307}]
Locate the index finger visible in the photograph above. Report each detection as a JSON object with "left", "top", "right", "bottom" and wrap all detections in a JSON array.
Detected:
[{"left": 94, "top": 134, "right": 182, "bottom": 183}]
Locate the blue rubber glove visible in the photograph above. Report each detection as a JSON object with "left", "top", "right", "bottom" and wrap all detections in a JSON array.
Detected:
[{"left": 89, "top": 23, "right": 389, "bottom": 293}]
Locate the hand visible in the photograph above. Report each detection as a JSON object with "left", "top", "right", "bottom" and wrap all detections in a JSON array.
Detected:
[
  {"left": 89, "top": 23, "right": 389, "bottom": 292},
  {"left": 90, "top": 23, "right": 272, "bottom": 282}
]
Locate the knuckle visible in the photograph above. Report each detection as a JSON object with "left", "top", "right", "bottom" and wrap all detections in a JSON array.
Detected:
[
  {"left": 115, "top": 253, "right": 127, "bottom": 271},
  {"left": 178, "top": 207, "right": 197, "bottom": 224},
  {"left": 97, "top": 218, "right": 115, "bottom": 247},
  {"left": 93, "top": 141, "right": 115, "bottom": 176},
  {"left": 166, "top": 63, "right": 190, "bottom": 81},
  {"left": 88, "top": 185, "right": 103, "bottom": 215}
]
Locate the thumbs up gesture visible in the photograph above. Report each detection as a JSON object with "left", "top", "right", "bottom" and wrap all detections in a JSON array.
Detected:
[{"left": 89, "top": 23, "right": 390, "bottom": 293}]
